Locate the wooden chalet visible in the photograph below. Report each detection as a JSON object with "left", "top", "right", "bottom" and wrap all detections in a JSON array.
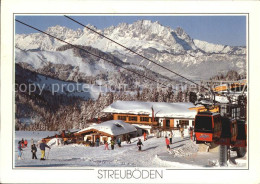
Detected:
[
  {"left": 74, "top": 120, "right": 137, "bottom": 145},
  {"left": 102, "top": 101, "right": 198, "bottom": 131}
]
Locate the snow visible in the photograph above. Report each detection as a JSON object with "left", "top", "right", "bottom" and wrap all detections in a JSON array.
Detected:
[
  {"left": 103, "top": 101, "right": 197, "bottom": 118},
  {"left": 76, "top": 120, "right": 137, "bottom": 136},
  {"left": 215, "top": 95, "right": 230, "bottom": 104},
  {"left": 33, "top": 74, "right": 109, "bottom": 100},
  {"left": 14, "top": 131, "right": 247, "bottom": 168},
  {"left": 15, "top": 48, "right": 115, "bottom": 76},
  {"left": 194, "top": 39, "right": 227, "bottom": 53},
  {"left": 47, "top": 138, "right": 64, "bottom": 147}
]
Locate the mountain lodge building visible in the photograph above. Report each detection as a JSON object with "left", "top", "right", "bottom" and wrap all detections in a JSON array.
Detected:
[{"left": 102, "top": 101, "right": 198, "bottom": 131}]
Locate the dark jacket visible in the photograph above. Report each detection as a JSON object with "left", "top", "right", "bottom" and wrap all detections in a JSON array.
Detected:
[
  {"left": 31, "top": 145, "right": 37, "bottom": 153},
  {"left": 40, "top": 142, "right": 50, "bottom": 151},
  {"left": 18, "top": 143, "right": 22, "bottom": 151},
  {"left": 110, "top": 140, "right": 115, "bottom": 146},
  {"left": 137, "top": 140, "right": 143, "bottom": 146}
]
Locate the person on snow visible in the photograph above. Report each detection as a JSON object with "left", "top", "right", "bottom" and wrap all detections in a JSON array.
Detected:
[
  {"left": 95, "top": 138, "right": 100, "bottom": 147},
  {"left": 21, "top": 138, "right": 24, "bottom": 148},
  {"left": 24, "top": 139, "right": 28, "bottom": 147},
  {"left": 126, "top": 134, "right": 131, "bottom": 144},
  {"left": 169, "top": 132, "right": 173, "bottom": 144},
  {"left": 110, "top": 139, "right": 115, "bottom": 150},
  {"left": 165, "top": 136, "right": 170, "bottom": 151},
  {"left": 104, "top": 141, "right": 109, "bottom": 150},
  {"left": 117, "top": 137, "right": 121, "bottom": 147},
  {"left": 137, "top": 138, "right": 143, "bottom": 151},
  {"left": 31, "top": 143, "right": 37, "bottom": 159},
  {"left": 40, "top": 139, "right": 51, "bottom": 160},
  {"left": 143, "top": 132, "right": 147, "bottom": 141},
  {"left": 17, "top": 141, "right": 23, "bottom": 160},
  {"left": 180, "top": 127, "right": 184, "bottom": 139}
]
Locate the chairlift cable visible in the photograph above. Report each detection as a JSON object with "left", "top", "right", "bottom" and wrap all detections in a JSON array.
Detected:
[
  {"left": 15, "top": 19, "right": 168, "bottom": 88},
  {"left": 64, "top": 15, "right": 209, "bottom": 91}
]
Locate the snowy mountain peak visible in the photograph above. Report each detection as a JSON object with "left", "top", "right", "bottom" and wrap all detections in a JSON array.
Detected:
[
  {"left": 132, "top": 19, "right": 169, "bottom": 32},
  {"left": 46, "top": 25, "right": 83, "bottom": 38},
  {"left": 15, "top": 19, "right": 246, "bottom": 56},
  {"left": 175, "top": 27, "right": 188, "bottom": 37},
  {"left": 46, "top": 25, "right": 70, "bottom": 32},
  {"left": 83, "top": 24, "right": 98, "bottom": 32}
]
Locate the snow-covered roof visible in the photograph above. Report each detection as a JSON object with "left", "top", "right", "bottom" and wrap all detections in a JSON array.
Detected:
[
  {"left": 76, "top": 120, "right": 137, "bottom": 136},
  {"left": 102, "top": 101, "right": 197, "bottom": 118},
  {"left": 132, "top": 124, "right": 152, "bottom": 129}
]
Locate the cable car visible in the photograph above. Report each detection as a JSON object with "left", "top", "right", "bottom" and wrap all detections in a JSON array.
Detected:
[
  {"left": 215, "top": 117, "right": 237, "bottom": 146},
  {"left": 194, "top": 111, "right": 222, "bottom": 143},
  {"left": 233, "top": 119, "right": 247, "bottom": 157},
  {"left": 234, "top": 120, "right": 247, "bottom": 147}
]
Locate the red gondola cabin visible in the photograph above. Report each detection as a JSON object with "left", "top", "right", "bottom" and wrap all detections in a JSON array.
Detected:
[{"left": 194, "top": 112, "right": 222, "bottom": 142}]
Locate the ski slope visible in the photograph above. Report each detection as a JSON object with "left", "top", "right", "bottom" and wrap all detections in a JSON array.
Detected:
[{"left": 14, "top": 131, "right": 247, "bottom": 168}]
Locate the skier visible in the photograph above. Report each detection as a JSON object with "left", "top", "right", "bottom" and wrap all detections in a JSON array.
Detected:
[
  {"left": 104, "top": 141, "right": 109, "bottom": 150},
  {"left": 110, "top": 139, "right": 115, "bottom": 150},
  {"left": 17, "top": 141, "right": 23, "bottom": 160},
  {"left": 126, "top": 134, "right": 131, "bottom": 144},
  {"left": 40, "top": 139, "right": 51, "bottom": 160},
  {"left": 24, "top": 139, "right": 28, "bottom": 147},
  {"left": 137, "top": 138, "right": 143, "bottom": 151},
  {"left": 180, "top": 127, "right": 184, "bottom": 139},
  {"left": 31, "top": 143, "right": 37, "bottom": 159},
  {"left": 169, "top": 131, "right": 173, "bottom": 144},
  {"left": 165, "top": 136, "right": 170, "bottom": 151},
  {"left": 143, "top": 132, "right": 147, "bottom": 141},
  {"left": 21, "top": 138, "right": 24, "bottom": 148},
  {"left": 117, "top": 137, "right": 121, "bottom": 147}
]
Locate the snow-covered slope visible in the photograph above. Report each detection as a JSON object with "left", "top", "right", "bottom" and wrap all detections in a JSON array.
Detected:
[
  {"left": 193, "top": 39, "right": 246, "bottom": 54},
  {"left": 14, "top": 131, "right": 247, "bottom": 168},
  {"left": 15, "top": 47, "right": 114, "bottom": 76},
  {"left": 32, "top": 74, "right": 110, "bottom": 100}
]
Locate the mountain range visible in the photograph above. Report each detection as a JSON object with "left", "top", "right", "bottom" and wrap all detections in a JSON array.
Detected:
[{"left": 16, "top": 19, "right": 246, "bottom": 80}]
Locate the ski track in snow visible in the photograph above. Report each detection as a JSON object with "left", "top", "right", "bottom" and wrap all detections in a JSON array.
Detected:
[{"left": 14, "top": 131, "right": 247, "bottom": 168}]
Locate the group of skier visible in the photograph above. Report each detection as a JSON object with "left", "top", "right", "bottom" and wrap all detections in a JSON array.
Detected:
[
  {"left": 17, "top": 128, "right": 190, "bottom": 160},
  {"left": 17, "top": 138, "right": 51, "bottom": 160},
  {"left": 165, "top": 131, "right": 174, "bottom": 152},
  {"left": 102, "top": 131, "right": 173, "bottom": 152},
  {"left": 103, "top": 137, "right": 121, "bottom": 150}
]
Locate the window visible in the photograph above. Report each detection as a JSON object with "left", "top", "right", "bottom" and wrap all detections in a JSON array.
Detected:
[
  {"left": 118, "top": 116, "right": 126, "bottom": 121},
  {"left": 140, "top": 117, "right": 150, "bottom": 122},
  {"left": 166, "top": 120, "right": 170, "bottom": 127},
  {"left": 180, "top": 120, "right": 189, "bottom": 128},
  {"left": 194, "top": 116, "right": 212, "bottom": 132},
  {"left": 115, "top": 123, "right": 122, "bottom": 128},
  {"left": 129, "top": 116, "right": 137, "bottom": 121}
]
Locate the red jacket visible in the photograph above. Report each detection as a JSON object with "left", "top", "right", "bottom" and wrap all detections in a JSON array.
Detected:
[{"left": 165, "top": 138, "right": 170, "bottom": 145}]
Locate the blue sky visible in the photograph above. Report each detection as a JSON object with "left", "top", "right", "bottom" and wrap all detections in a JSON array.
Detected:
[{"left": 15, "top": 15, "right": 246, "bottom": 46}]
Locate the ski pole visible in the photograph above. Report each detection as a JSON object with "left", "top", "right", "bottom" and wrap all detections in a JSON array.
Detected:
[{"left": 47, "top": 148, "right": 50, "bottom": 159}]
